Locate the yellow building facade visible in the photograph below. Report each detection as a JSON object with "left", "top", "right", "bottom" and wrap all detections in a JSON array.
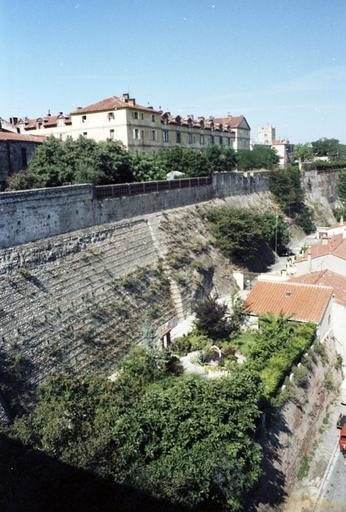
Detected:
[{"left": 16, "top": 92, "right": 251, "bottom": 152}]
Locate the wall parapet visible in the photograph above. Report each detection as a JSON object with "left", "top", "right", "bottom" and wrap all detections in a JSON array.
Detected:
[{"left": 0, "top": 171, "right": 270, "bottom": 249}]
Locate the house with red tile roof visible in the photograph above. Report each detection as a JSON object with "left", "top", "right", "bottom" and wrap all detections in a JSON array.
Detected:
[
  {"left": 9, "top": 92, "right": 250, "bottom": 153},
  {"left": 294, "top": 233, "right": 346, "bottom": 277},
  {"left": 289, "top": 270, "right": 346, "bottom": 359},
  {"left": 245, "top": 280, "right": 333, "bottom": 340}
]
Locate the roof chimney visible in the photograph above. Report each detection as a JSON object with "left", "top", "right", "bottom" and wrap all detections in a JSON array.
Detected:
[{"left": 122, "top": 92, "right": 130, "bottom": 103}]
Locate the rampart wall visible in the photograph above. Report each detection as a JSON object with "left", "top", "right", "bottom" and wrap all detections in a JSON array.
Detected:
[
  {"left": 0, "top": 171, "right": 270, "bottom": 249},
  {"left": 302, "top": 168, "right": 340, "bottom": 205}
]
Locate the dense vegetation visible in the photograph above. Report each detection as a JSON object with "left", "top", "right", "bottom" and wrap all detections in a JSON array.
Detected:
[
  {"left": 7, "top": 347, "right": 263, "bottom": 511},
  {"left": 269, "top": 166, "right": 315, "bottom": 233},
  {"left": 293, "top": 138, "right": 346, "bottom": 164},
  {"left": 243, "top": 315, "right": 316, "bottom": 398},
  {"left": 311, "top": 138, "right": 346, "bottom": 160},
  {"left": 337, "top": 168, "right": 346, "bottom": 207},
  {"left": 4, "top": 288, "right": 318, "bottom": 511},
  {"left": 237, "top": 145, "right": 279, "bottom": 170},
  {"left": 204, "top": 206, "right": 290, "bottom": 271},
  {"left": 6, "top": 135, "right": 283, "bottom": 191},
  {"left": 7, "top": 137, "right": 240, "bottom": 190}
]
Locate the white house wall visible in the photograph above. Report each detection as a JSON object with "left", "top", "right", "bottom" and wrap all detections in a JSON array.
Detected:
[{"left": 294, "top": 255, "right": 346, "bottom": 277}]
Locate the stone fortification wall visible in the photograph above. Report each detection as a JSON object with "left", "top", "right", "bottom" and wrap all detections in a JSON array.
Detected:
[
  {"left": 0, "top": 195, "right": 250, "bottom": 413},
  {"left": 0, "top": 218, "right": 175, "bottom": 407},
  {"left": 0, "top": 171, "right": 270, "bottom": 249},
  {"left": 302, "top": 168, "right": 340, "bottom": 206}
]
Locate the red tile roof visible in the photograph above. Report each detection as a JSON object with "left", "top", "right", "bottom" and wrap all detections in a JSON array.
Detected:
[
  {"left": 245, "top": 280, "right": 332, "bottom": 324},
  {"left": 213, "top": 115, "right": 250, "bottom": 129},
  {"left": 22, "top": 114, "right": 71, "bottom": 130},
  {"left": 70, "top": 95, "right": 162, "bottom": 115},
  {"left": 296, "top": 235, "right": 346, "bottom": 262},
  {"left": 290, "top": 270, "right": 346, "bottom": 306},
  {"left": 0, "top": 132, "right": 45, "bottom": 143}
]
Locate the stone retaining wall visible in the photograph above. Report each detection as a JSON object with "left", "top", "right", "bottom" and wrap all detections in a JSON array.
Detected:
[{"left": 0, "top": 171, "right": 270, "bottom": 249}]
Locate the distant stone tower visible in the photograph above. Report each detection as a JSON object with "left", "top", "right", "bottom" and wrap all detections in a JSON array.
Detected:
[{"left": 257, "top": 124, "right": 276, "bottom": 145}]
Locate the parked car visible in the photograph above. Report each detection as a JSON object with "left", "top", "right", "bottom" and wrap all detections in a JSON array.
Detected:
[
  {"left": 339, "top": 424, "right": 346, "bottom": 456},
  {"left": 337, "top": 414, "right": 346, "bottom": 429}
]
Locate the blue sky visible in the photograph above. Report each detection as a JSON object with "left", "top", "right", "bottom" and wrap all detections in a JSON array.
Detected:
[{"left": 1, "top": 0, "right": 346, "bottom": 143}]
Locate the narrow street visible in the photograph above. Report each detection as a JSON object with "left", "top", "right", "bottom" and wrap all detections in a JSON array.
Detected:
[
  {"left": 316, "top": 443, "right": 346, "bottom": 512},
  {"left": 284, "top": 401, "right": 346, "bottom": 512}
]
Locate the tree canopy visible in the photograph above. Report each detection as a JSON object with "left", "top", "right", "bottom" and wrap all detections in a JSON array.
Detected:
[
  {"left": 292, "top": 143, "right": 314, "bottom": 162},
  {"left": 237, "top": 145, "right": 279, "bottom": 170},
  {"left": 8, "top": 136, "right": 134, "bottom": 190},
  {"left": 311, "top": 138, "right": 345, "bottom": 159},
  {"left": 337, "top": 168, "right": 346, "bottom": 206},
  {"left": 269, "top": 166, "right": 315, "bottom": 233},
  {"left": 204, "top": 207, "right": 290, "bottom": 271},
  {"left": 8, "top": 348, "right": 263, "bottom": 511}
]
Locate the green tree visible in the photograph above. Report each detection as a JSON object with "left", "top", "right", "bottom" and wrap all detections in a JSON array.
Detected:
[
  {"left": 311, "top": 138, "right": 340, "bottom": 158},
  {"left": 27, "top": 136, "right": 68, "bottom": 187},
  {"left": 337, "top": 169, "right": 346, "bottom": 206},
  {"left": 8, "top": 136, "right": 134, "bottom": 190},
  {"left": 269, "top": 166, "right": 315, "bottom": 233},
  {"left": 269, "top": 166, "right": 304, "bottom": 215},
  {"left": 131, "top": 152, "right": 167, "bottom": 181},
  {"left": 237, "top": 146, "right": 279, "bottom": 170},
  {"left": 293, "top": 143, "right": 313, "bottom": 162},
  {"left": 9, "top": 351, "right": 263, "bottom": 511},
  {"left": 155, "top": 146, "right": 212, "bottom": 177},
  {"left": 194, "top": 295, "right": 229, "bottom": 339},
  {"left": 6, "top": 171, "right": 43, "bottom": 191},
  {"left": 205, "top": 207, "right": 290, "bottom": 270},
  {"left": 204, "top": 145, "right": 238, "bottom": 173}
]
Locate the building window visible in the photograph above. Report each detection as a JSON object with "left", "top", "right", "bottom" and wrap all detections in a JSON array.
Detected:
[
  {"left": 141, "top": 113, "right": 144, "bottom": 120},
  {"left": 110, "top": 129, "right": 115, "bottom": 139},
  {"left": 152, "top": 130, "right": 156, "bottom": 141},
  {"left": 133, "top": 112, "right": 139, "bottom": 120},
  {"left": 200, "top": 134, "right": 205, "bottom": 145},
  {"left": 141, "top": 130, "right": 144, "bottom": 141},
  {"left": 108, "top": 112, "right": 115, "bottom": 121},
  {"left": 163, "top": 129, "right": 169, "bottom": 143},
  {"left": 211, "top": 135, "right": 214, "bottom": 145},
  {"left": 83, "top": 132, "right": 87, "bottom": 136},
  {"left": 151, "top": 114, "right": 155, "bottom": 122},
  {"left": 188, "top": 133, "right": 193, "bottom": 144},
  {"left": 176, "top": 131, "right": 181, "bottom": 143},
  {"left": 82, "top": 115, "right": 87, "bottom": 122},
  {"left": 21, "top": 147, "right": 27, "bottom": 168},
  {"left": 219, "top": 136, "right": 223, "bottom": 145},
  {"left": 227, "top": 137, "right": 231, "bottom": 146},
  {"left": 133, "top": 128, "right": 139, "bottom": 140}
]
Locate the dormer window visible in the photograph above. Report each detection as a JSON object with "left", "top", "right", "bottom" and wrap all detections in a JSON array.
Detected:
[
  {"left": 108, "top": 112, "right": 115, "bottom": 121},
  {"left": 82, "top": 115, "right": 87, "bottom": 122}
]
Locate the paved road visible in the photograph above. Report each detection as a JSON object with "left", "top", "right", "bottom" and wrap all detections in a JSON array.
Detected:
[{"left": 316, "top": 445, "right": 346, "bottom": 512}]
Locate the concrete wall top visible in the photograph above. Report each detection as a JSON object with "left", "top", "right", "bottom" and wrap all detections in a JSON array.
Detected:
[{"left": 0, "top": 183, "right": 94, "bottom": 205}]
